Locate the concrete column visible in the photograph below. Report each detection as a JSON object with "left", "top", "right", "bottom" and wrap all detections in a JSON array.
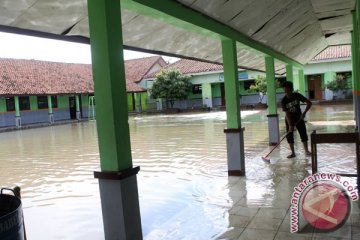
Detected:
[
  {"left": 47, "top": 95, "right": 54, "bottom": 124},
  {"left": 135, "top": 93, "right": 142, "bottom": 113},
  {"left": 286, "top": 64, "right": 294, "bottom": 82},
  {"left": 221, "top": 38, "right": 245, "bottom": 176},
  {"left": 352, "top": 10, "right": 360, "bottom": 129},
  {"left": 14, "top": 96, "right": 21, "bottom": 128},
  {"left": 202, "top": 83, "right": 213, "bottom": 108},
  {"left": 88, "top": 96, "right": 96, "bottom": 120},
  {"left": 87, "top": 0, "right": 142, "bottom": 239},
  {"left": 265, "top": 56, "right": 279, "bottom": 145},
  {"left": 298, "top": 69, "right": 306, "bottom": 96},
  {"left": 75, "top": 95, "right": 81, "bottom": 120}
]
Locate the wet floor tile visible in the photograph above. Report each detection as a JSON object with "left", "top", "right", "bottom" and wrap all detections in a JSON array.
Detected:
[
  {"left": 228, "top": 214, "right": 252, "bottom": 228},
  {"left": 216, "top": 227, "right": 244, "bottom": 240},
  {"left": 229, "top": 205, "right": 260, "bottom": 217},
  {"left": 311, "top": 236, "right": 349, "bottom": 240},
  {"left": 246, "top": 216, "right": 282, "bottom": 230},
  {"left": 350, "top": 214, "right": 360, "bottom": 226},
  {"left": 352, "top": 226, "right": 360, "bottom": 239},
  {"left": 312, "top": 224, "right": 352, "bottom": 239},
  {"left": 237, "top": 228, "right": 277, "bottom": 240},
  {"left": 274, "top": 231, "right": 313, "bottom": 240},
  {"left": 255, "top": 207, "right": 288, "bottom": 219}
]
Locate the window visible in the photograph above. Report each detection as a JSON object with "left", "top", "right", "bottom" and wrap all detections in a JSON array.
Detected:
[
  {"left": 6, "top": 98, "right": 15, "bottom": 111},
  {"left": 37, "top": 96, "right": 58, "bottom": 109},
  {"left": 19, "top": 97, "right": 30, "bottom": 110},
  {"left": 51, "top": 96, "right": 58, "bottom": 108},
  {"left": 6, "top": 97, "right": 30, "bottom": 111},
  {"left": 37, "top": 96, "right": 48, "bottom": 109},
  {"left": 243, "top": 80, "right": 255, "bottom": 90},
  {"left": 192, "top": 85, "right": 202, "bottom": 94}
]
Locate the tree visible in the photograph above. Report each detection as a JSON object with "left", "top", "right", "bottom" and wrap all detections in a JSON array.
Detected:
[
  {"left": 326, "top": 74, "right": 348, "bottom": 99},
  {"left": 150, "top": 68, "right": 192, "bottom": 108},
  {"left": 248, "top": 75, "right": 267, "bottom": 103}
]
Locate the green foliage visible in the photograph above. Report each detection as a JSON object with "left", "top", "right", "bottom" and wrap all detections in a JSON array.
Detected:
[
  {"left": 150, "top": 68, "right": 192, "bottom": 108},
  {"left": 248, "top": 75, "right": 267, "bottom": 94},
  {"left": 326, "top": 74, "right": 348, "bottom": 92},
  {"left": 248, "top": 75, "right": 267, "bottom": 103}
]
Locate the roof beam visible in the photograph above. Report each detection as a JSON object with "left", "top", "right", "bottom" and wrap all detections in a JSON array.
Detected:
[{"left": 124, "top": 0, "right": 303, "bottom": 68}]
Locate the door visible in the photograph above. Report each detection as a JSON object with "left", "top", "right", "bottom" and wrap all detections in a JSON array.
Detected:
[
  {"left": 69, "top": 96, "right": 76, "bottom": 119},
  {"left": 307, "top": 75, "right": 322, "bottom": 100},
  {"left": 220, "top": 83, "right": 226, "bottom": 106}
]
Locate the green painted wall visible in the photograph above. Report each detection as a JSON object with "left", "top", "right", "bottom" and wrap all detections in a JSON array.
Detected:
[
  {"left": 58, "top": 96, "right": 69, "bottom": 108},
  {"left": 191, "top": 73, "right": 220, "bottom": 84},
  {"left": 304, "top": 60, "right": 352, "bottom": 75},
  {"left": 202, "top": 83, "right": 212, "bottom": 100},
  {"left": 140, "top": 92, "right": 148, "bottom": 110},
  {"left": 212, "top": 83, "right": 222, "bottom": 98},
  {"left": 81, "top": 95, "right": 89, "bottom": 107},
  {"left": 0, "top": 98, "right": 6, "bottom": 113},
  {"left": 29, "top": 96, "right": 38, "bottom": 110},
  {"left": 127, "top": 93, "right": 134, "bottom": 111}
]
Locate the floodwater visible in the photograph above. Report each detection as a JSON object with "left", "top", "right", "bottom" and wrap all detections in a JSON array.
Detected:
[{"left": 0, "top": 104, "right": 357, "bottom": 239}]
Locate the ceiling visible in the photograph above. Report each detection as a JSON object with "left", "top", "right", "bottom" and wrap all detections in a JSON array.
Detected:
[{"left": 0, "top": 0, "right": 355, "bottom": 75}]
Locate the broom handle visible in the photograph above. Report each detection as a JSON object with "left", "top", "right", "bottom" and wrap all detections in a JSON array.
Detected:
[
  {"left": 263, "top": 132, "right": 290, "bottom": 158},
  {"left": 263, "top": 119, "right": 303, "bottom": 158}
]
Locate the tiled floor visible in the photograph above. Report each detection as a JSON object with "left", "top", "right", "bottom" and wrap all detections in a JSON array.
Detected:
[
  {"left": 218, "top": 194, "right": 360, "bottom": 239},
  {"left": 216, "top": 104, "right": 360, "bottom": 240},
  {"left": 216, "top": 158, "right": 359, "bottom": 239}
]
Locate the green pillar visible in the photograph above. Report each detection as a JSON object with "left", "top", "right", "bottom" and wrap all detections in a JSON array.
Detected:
[
  {"left": 48, "top": 95, "right": 54, "bottom": 123},
  {"left": 222, "top": 39, "right": 241, "bottom": 129},
  {"left": 298, "top": 69, "right": 306, "bottom": 95},
  {"left": 286, "top": 64, "right": 294, "bottom": 82},
  {"left": 88, "top": 0, "right": 133, "bottom": 185},
  {"left": 201, "top": 83, "right": 213, "bottom": 108},
  {"left": 14, "top": 96, "right": 21, "bottom": 127},
  {"left": 135, "top": 93, "right": 141, "bottom": 112},
  {"left": 353, "top": 10, "right": 360, "bottom": 128},
  {"left": 14, "top": 96, "right": 20, "bottom": 117},
  {"left": 87, "top": 0, "right": 142, "bottom": 238},
  {"left": 75, "top": 95, "right": 81, "bottom": 119},
  {"left": 266, "top": 56, "right": 276, "bottom": 115},
  {"left": 47, "top": 96, "right": 53, "bottom": 114},
  {"left": 222, "top": 39, "right": 245, "bottom": 176},
  {"left": 265, "top": 56, "right": 279, "bottom": 145}
]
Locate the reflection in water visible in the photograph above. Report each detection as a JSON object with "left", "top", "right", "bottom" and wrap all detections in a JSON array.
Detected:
[{"left": 0, "top": 104, "right": 356, "bottom": 239}]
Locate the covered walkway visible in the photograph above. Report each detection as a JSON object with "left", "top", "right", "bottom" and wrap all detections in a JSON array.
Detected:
[{"left": 0, "top": 0, "right": 359, "bottom": 239}]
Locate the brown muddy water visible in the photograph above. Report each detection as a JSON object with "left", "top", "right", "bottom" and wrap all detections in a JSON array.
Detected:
[{"left": 0, "top": 104, "right": 356, "bottom": 239}]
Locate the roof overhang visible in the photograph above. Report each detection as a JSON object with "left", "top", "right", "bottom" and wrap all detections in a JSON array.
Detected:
[{"left": 0, "top": 0, "right": 355, "bottom": 75}]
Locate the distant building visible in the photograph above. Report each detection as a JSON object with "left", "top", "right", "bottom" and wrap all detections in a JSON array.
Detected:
[
  {"left": 304, "top": 45, "right": 352, "bottom": 101},
  {"left": 0, "top": 56, "right": 166, "bottom": 128},
  {"left": 0, "top": 46, "right": 353, "bottom": 129}
]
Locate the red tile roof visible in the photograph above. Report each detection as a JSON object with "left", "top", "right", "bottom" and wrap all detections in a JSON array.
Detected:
[
  {"left": 144, "top": 59, "right": 223, "bottom": 78},
  {"left": 0, "top": 58, "right": 93, "bottom": 96},
  {"left": 311, "top": 45, "right": 351, "bottom": 62},
  {"left": 0, "top": 56, "right": 165, "bottom": 96},
  {"left": 125, "top": 56, "right": 167, "bottom": 83}
]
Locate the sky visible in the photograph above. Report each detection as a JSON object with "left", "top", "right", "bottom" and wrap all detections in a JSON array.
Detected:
[{"left": 0, "top": 32, "right": 178, "bottom": 64}]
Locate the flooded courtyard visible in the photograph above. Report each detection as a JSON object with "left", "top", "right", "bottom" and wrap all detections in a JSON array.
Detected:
[{"left": 0, "top": 104, "right": 359, "bottom": 239}]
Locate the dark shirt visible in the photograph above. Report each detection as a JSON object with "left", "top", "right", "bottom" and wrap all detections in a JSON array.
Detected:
[{"left": 281, "top": 92, "right": 308, "bottom": 125}]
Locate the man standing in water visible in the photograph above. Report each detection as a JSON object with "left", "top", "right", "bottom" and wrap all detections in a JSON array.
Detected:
[{"left": 281, "top": 81, "right": 312, "bottom": 158}]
